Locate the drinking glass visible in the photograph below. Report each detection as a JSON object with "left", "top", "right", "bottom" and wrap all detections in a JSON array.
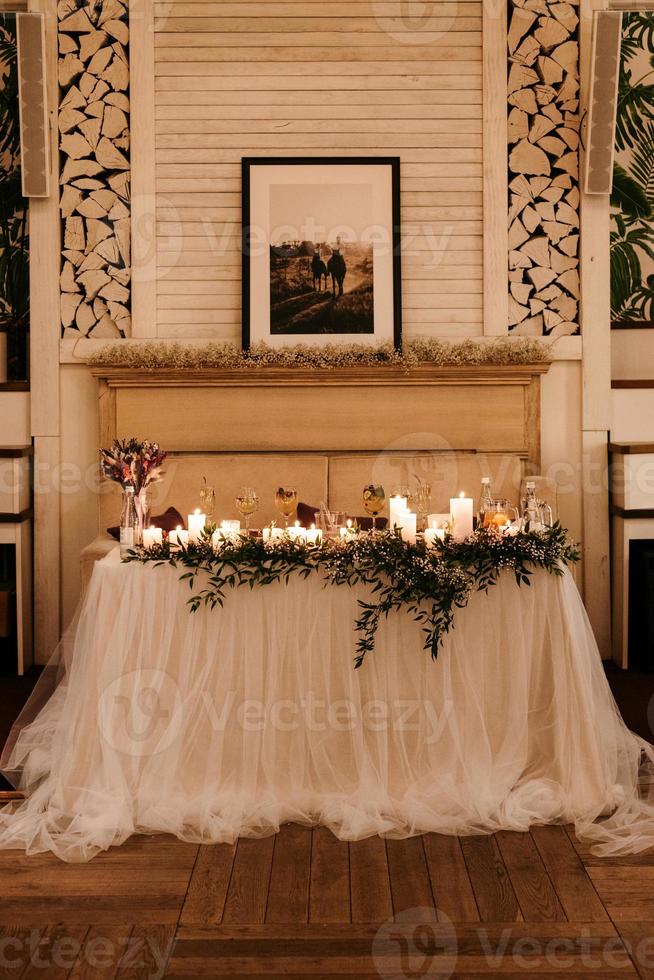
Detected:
[
  {"left": 199, "top": 478, "right": 216, "bottom": 519},
  {"left": 274, "top": 487, "right": 298, "bottom": 527},
  {"left": 539, "top": 501, "right": 554, "bottom": 527},
  {"left": 409, "top": 482, "right": 432, "bottom": 532},
  {"left": 481, "top": 498, "right": 519, "bottom": 528},
  {"left": 235, "top": 486, "right": 259, "bottom": 533},
  {"left": 362, "top": 484, "right": 385, "bottom": 530}
]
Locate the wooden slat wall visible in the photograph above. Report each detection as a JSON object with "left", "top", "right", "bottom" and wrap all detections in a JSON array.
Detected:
[{"left": 153, "top": 0, "right": 483, "bottom": 340}]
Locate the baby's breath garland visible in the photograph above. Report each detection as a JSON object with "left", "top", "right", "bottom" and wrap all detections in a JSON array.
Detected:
[
  {"left": 87, "top": 337, "right": 550, "bottom": 371},
  {"left": 127, "top": 525, "right": 578, "bottom": 668}
]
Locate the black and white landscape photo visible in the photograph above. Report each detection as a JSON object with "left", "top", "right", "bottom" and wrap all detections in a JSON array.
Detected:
[
  {"left": 242, "top": 158, "right": 401, "bottom": 349},
  {"left": 268, "top": 183, "right": 374, "bottom": 336}
]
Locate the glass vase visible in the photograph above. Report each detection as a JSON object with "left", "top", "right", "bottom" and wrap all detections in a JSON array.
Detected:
[
  {"left": 133, "top": 487, "right": 150, "bottom": 543},
  {"left": 120, "top": 486, "right": 139, "bottom": 556}
]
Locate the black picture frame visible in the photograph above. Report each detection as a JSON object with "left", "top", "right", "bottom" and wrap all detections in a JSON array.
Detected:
[{"left": 242, "top": 156, "right": 402, "bottom": 351}]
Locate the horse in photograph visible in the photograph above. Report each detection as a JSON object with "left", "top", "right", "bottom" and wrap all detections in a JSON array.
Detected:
[
  {"left": 328, "top": 249, "right": 347, "bottom": 297},
  {"left": 311, "top": 252, "right": 328, "bottom": 292}
]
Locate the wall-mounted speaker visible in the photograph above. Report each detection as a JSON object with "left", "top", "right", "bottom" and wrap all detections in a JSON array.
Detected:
[
  {"left": 16, "top": 12, "right": 50, "bottom": 198},
  {"left": 584, "top": 10, "right": 623, "bottom": 195}
]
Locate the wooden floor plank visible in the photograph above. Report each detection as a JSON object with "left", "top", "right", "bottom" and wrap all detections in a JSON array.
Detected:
[
  {"left": 309, "top": 827, "right": 351, "bottom": 924},
  {"left": 113, "top": 924, "right": 175, "bottom": 980},
  {"left": 20, "top": 925, "right": 90, "bottom": 980},
  {"left": 168, "top": 922, "right": 636, "bottom": 976},
  {"left": 178, "top": 842, "right": 236, "bottom": 927},
  {"left": 172, "top": 922, "right": 620, "bottom": 942},
  {"left": 0, "top": 897, "right": 184, "bottom": 926},
  {"left": 222, "top": 836, "right": 275, "bottom": 925},
  {"left": 0, "top": 926, "right": 48, "bottom": 980},
  {"left": 495, "top": 831, "right": 566, "bottom": 922},
  {"left": 164, "top": 958, "right": 637, "bottom": 977},
  {"left": 266, "top": 824, "right": 312, "bottom": 924},
  {"left": 67, "top": 925, "right": 135, "bottom": 980},
  {"left": 423, "top": 832, "right": 480, "bottom": 922},
  {"left": 587, "top": 867, "right": 654, "bottom": 920},
  {"left": 460, "top": 835, "right": 521, "bottom": 922},
  {"left": 349, "top": 836, "right": 393, "bottom": 923},
  {"left": 615, "top": 922, "right": 654, "bottom": 980},
  {"left": 385, "top": 836, "right": 435, "bottom": 916},
  {"left": 164, "top": 975, "right": 637, "bottom": 980},
  {"left": 531, "top": 826, "right": 609, "bottom": 922}
]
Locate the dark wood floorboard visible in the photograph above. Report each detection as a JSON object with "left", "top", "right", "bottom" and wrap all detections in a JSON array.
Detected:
[
  {"left": 266, "top": 825, "right": 311, "bottom": 924},
  {"left": 308, "top": 827, "right": 350, "bottom": 924},
  {"left": 495, "top": 830, "right": 566, "bottom": 921},
  {"left": 178, "top": 843, "right": 235, "bottom": 928},
  {"left": 386, "top": 835, "right": 435, "bottom": 917},
  {"left": 423, "top": 832, "right": 480, "bottom": 922},
  {"left": 460, "top": 834, "right": 522, "bottom": 923},
  {"left": 221, "top": 836, "right": 275, "bottom": 925},
  {"left": 349, "top": 836, "right": 393, "bottom": 923}
]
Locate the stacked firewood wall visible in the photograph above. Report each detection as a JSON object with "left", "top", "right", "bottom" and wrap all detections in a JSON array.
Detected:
[
  {"left": 507, "top": 0, "right": 580, "bottom": 336},
  {"left": 58, "top": 0, "right": 131, "bottom": 338}
]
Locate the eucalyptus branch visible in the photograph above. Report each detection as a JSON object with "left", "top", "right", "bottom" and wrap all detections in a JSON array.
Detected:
[{"left": 127, "top": 524, "right": 579, "bottom": 669}]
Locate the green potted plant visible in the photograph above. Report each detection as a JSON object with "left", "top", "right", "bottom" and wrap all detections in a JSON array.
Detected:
[{"left": 0, "top": 16, "right": 29, "bottom": 382}]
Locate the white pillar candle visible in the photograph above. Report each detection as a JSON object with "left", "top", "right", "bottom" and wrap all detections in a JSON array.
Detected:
[
  {"left": 287, "top": 520, "right": 307, "bottom": 543},
  {"left": 221, "top": 520, "right": 241, "bottom": 533},
  {"left": 142, "top": 525, "right": 163, "bottom": 549},
  {"left": 389, "top": 495, "right": 409, "bottom": 531},
  {"left": 305, "top": 525, "right": 323, "bottom": 547},
  {"left": 339, "top": 518, "right": 356, "bottom": 540},
  {"left": 400, "top": 511, "right": 417, "bottom": 545},
  {"left": 169, "top": 525, "right": 189, "bottom": 548},
  {"left": 450, "top": 492, "right": 473, "bottom": 542},
  {"left": 424, "top": 527, "right": 445, "bottom": 549},
  {"left": 188, "top": 509, "right": 206, "bottom": 542}
]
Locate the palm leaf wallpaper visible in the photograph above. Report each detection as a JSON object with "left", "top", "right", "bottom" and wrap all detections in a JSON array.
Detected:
[{"left": 611, "top": 13, "right": 654, "bottom": 325}]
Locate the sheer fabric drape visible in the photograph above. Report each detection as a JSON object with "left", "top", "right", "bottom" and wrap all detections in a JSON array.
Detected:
[{"left": 1, "top": 550, "right": 653, "bottom": 862}]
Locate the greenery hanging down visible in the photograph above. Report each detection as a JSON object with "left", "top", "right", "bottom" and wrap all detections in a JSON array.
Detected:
[
  {"left": 127, "top": 525, "right": 579, "bottom": 668},
  {"left": 611, "top": 13, "right": 654, "bottom": 323},
  {"left": 87, "top": 337, "right": 550, "bottom": 371}
]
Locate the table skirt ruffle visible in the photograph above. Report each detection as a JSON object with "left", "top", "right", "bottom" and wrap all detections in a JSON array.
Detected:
[{"left": 1, "top": 551, "right": 654, "bottom": 861}]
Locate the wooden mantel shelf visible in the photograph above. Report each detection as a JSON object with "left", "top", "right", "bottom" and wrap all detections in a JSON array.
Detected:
[
  {"left": 94, "top": 362, "right": 547, "bottom": 470},
  {"left": 92, "top": 363, "right": 550, "bottom": 389}
]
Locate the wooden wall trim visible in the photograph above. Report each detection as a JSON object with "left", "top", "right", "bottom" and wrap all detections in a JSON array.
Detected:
[
  {"left": 578, "top": 0, "right": 611, "bottom": 659},
  {"left": 129, "top": 0, "right": 156, "bottom": 338},
  {"left": 28, "top": 0, "right": 61, "bottom": 663},
  {"left": 92, "top": 363, "right": 550, "bottom": 388},
  {"left": 483, "top": 0, "right": 509, "bottom": 336},
  {"left": 28, "top": 0, "right": 59, "bottom": 433}
]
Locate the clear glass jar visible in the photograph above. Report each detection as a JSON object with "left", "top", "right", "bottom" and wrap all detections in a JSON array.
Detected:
[{"left": 120, "top": 486, "right": 139, "bottom": 557}]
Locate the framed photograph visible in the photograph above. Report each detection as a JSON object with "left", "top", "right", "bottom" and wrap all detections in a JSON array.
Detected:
[{"left": 242, "top": 157, "right": 402, "bottom": 349}]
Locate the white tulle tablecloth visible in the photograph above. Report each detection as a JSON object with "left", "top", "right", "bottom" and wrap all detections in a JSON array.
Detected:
[{"left": 2, "top": 547, "right": 654, "bottom": 862}]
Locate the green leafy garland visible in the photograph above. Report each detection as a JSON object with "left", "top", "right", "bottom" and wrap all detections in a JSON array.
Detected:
[{"left": 127, "top": 525, "right": 579, "bottom": 668}]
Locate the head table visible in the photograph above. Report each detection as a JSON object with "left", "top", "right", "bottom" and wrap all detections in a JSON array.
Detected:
[{"left": 1, "top": 546, "right": 654, "bottom": 862}]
